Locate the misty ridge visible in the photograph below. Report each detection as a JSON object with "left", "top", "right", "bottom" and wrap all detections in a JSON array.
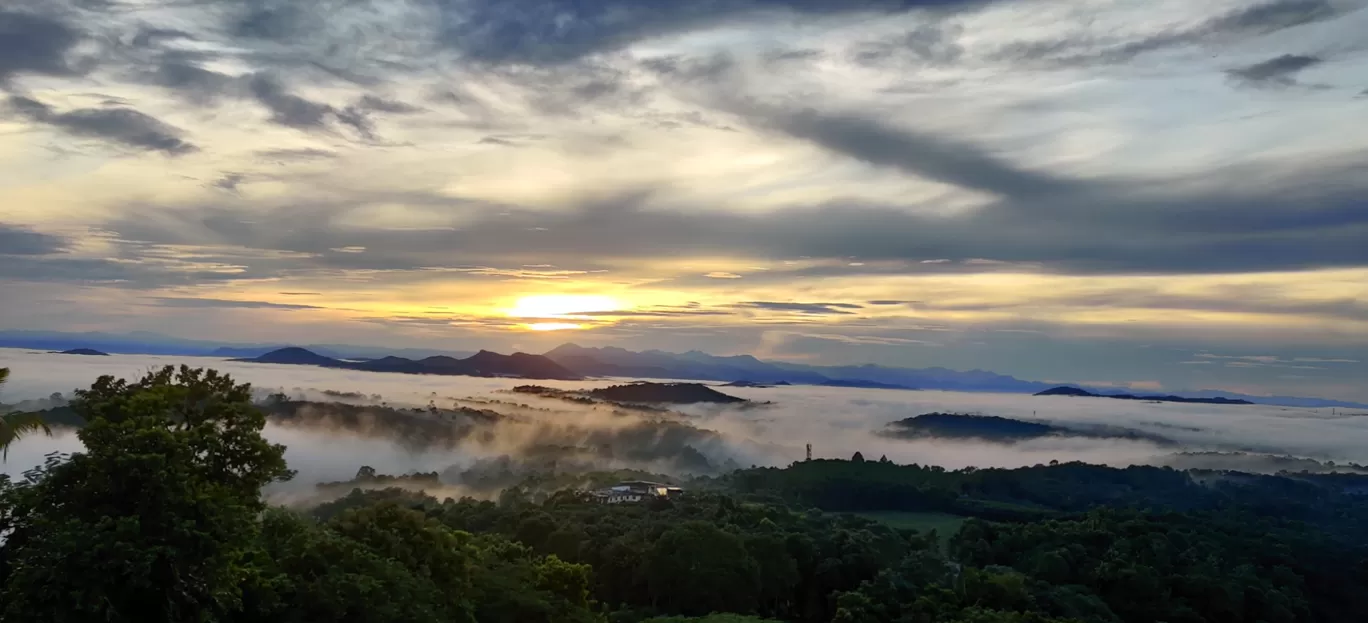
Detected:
[
  {"left": 6, "top": 349, "right": 1368, "bottom": 509},
  {"left": 15, "top": 333, "right": 1362, "bottom": 409}
]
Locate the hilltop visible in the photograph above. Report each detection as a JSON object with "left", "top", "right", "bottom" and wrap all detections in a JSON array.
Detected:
[
  {"left": 884, "top": 412, "right": 1176, "bottom": 445},
  {"left": 53, "top": 348, "right": 109, "bottom": 356},
  {"left": 1035, "top": 386, "right": 1253, "bottom": 405},
  {"left": 235, "top": 347, "right": 580, "bottom": 380},
  {"left": 884, "top": 412, "right": 1067, "bottom": 442},
  {"left": 588, "top": 382, "right": 748, "bottom": 404},
  {"left": 511, "top": 381, "right": 750, "bottom": 405}
]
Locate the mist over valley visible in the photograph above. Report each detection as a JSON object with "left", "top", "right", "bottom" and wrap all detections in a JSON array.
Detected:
[{"left": 6, "top": 348, "right": 1366, "bottom": 501}]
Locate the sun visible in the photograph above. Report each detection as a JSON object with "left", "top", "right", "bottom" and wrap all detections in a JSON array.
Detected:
[{"left": 507, "top": 295, "right": 623, "bottom": 331}]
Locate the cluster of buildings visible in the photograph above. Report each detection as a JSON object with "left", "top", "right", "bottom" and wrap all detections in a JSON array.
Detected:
[{"left": 590, "top": 480, "right": 684, "bottom": 504}]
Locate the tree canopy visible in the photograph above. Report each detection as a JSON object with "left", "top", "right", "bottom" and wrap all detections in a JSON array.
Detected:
[{"left": 2, "top": 365, "right": 1367, "bottom": 623}]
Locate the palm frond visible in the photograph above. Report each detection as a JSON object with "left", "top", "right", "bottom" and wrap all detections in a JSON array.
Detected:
[{"left": 1, "top": 410, "right": 52, "bottom": 461}]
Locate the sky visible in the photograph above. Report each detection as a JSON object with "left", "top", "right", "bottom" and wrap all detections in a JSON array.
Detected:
[{"left": 1, "top": 0, "right": 1367, "bottom": 400}]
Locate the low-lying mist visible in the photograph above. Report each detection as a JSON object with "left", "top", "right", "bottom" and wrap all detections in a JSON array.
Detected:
[{"left": 5, "top": 348, "right": 1368, "bottom": 502}]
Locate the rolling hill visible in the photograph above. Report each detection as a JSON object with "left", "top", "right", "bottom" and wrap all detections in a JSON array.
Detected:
[{"left": 235, "top": 347, "right": 580, "bottom": 380}]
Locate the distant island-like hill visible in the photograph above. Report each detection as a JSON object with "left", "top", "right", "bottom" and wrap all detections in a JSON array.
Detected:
[
  {"left": 235, "top": 347, "right": 581, "bottom": 380},
  {"left": 885, "top": 412, "right": 1065, "bottom": 442},
  {"left": 884, "top": 412, "right": 1176, "bottom": 445},
  {"left": 1035, "top": 386, "right": 1252, "bottom": 405},
  {"left": 588, "top": 382, "right": 747, "bottom": 404},
  {"left": 54, "top": 348, "right": 109, "bottom": 356},
  {"left": 512, "top": 382, "right": 750, "bottom": 405}
]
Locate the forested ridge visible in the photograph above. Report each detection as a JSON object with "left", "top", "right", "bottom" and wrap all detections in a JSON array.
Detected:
[{"left": 2, "top": 366, "right": 1367, "bottom": 622}]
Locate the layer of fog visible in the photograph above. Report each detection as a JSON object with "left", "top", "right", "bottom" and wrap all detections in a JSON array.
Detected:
[{"left": 5, "top": 348, "right": 1368, "bottom": 493}]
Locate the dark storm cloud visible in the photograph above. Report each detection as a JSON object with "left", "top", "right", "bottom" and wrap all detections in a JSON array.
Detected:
[
  {"left": 1206, "top": 0, "right": 1336, "bottom": 33},
  {"left": 1226, "top": 54, "right": 1323, "bottom": 88},
  {"left": 578, "top": 308, "right": 735, "bottom": 318},
  {"left": 130, "top": 27, "right": 194, "bottom": 48},
  {"left": 149, "top": 297, "right": 323, "bottom": 310},
  {"left": 764, "top": 107, "right": 1078, "bottom": 199},
  {"left": 247, "top": 73, "right": 378, "bottom": 138},
  {"left": 255, "top": 148, "right": 338, "bottom": 161},
  {"left": 86, "top": 144, "right": 1368, "bottom": 281},
  {"left": 917, "top": 288, "right": 1368, "bottom": 323},
  {"left": 0, "top": 225, "right": 68, "bottom": 256},
  {"left": 233, "top": 0, "right": 313, "bottom": 41},
  {"left": 989, "top": 0, "right": 1337, "bottom": 68},
  {"left": 442, "top": 0, "right": 988, "bottom": 65},
  {"left": 354, "top": 95, "right": 422, "bottom": 114},
  {"left": 0, "top": 10, "right": 82, "bottom": 81},
  {"left": 0, "top": 254, "right": 264, "bottom": 288},
  {"left": 7, "top": 96, "right": 196, "bottom": 155},
  {"left": 149, "top": 59, "right": 237, "bottom": 103},
  {"left": 213, "top": 173, "right": 246, "bottom": 193},
  {"left": 249, "top": 74, "right": 333, "bottom": 129},
  {"left": 850, "top": 23, "right": 965, "bottom": 66},
  {"left": 736, "top": 302, "right": 865, "bottom": 315}
]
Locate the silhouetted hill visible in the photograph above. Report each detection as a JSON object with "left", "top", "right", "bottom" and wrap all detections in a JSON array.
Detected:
[
  {"left": 55, "top": 348, "right": 109, "bottom": 356},
  {"left": 1035, "top": 386, "right": 1253, "bottom": 405},
  {"left": 467, "top": 350, "right": 579, "bottom": 379},
  {"left": 885, "top": 412, "right": 1067, "bottom": 442},
  {"left": 588, "top": 382, "right": 748, "bottom": 404},
  {"left": 240, "top": 347, "right": 342, "bottom": 367},
  {"left": 547, "top": 344, "right": 1046, "bottom": 393},
  {"left": 240, "top": 347, "right": 580, "bottom": 380},
  {"left": 884, "top": 412, "right": 1177, "bottom": 445},
  {"left": 1035, "top": 386, "right": 1092, "bottom": 397},
  {"left": 546, "top": 343, "right": 829, "bottom": 384},
  {"left": 820, "top": 378, "right": 914, "bottom": 390}
]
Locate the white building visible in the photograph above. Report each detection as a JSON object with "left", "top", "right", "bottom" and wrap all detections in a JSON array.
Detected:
[{"left": 591, "top": 480, "right": 683, "bottom": 504}]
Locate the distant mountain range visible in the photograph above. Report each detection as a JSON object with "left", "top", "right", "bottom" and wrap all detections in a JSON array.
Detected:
[
  {"left": 1034, "top": 386, "right": 1253, "bottom": 405},
  {"left": 543, "top": 343, "right": 1042, "bottom": 392},
  {"left": 3, "top": 330, "right": 1364, "bottom": 409},
  {"left": 235, "top": 347, "right": 579, "bottom": 380},
  {"left": 0, "top": 330, "right": 471, "bottom": 361}
]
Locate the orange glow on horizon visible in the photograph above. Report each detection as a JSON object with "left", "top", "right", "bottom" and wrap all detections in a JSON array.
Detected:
[
  {"left": 507, "top": 294, "right": 622, "bottom": 319},
  {"left": 525, "top": 322, "right": 584, "bottom": 331}
]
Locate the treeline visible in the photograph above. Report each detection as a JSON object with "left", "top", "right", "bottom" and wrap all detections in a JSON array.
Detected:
[
  {"left": 0, "top": 367, "right": 601, "bottom": 622},
  {"left": 713, "top": 458, "right": 1368, "bottom": 537},
  {"left": 315, "top": 487, "right": 915, "bottom": 622},
  {"left": 3, "top": 366, "right": 1368, "bottom": 623}
]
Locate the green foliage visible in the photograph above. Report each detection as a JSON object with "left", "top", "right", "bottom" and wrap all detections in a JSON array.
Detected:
[
  {"left": 239, "top": 508, "right": 464, "bottom": 622},
  {"left": 0, "top": 366, "right": 291, "bottom": 622},
  {"left": 5, "top": 368, "right": 1368, "bottom": 623},
  {"left": 640, "top": 615, "right": 783, "bottom": 623},
  {"left": 0, "top": 368, "right": 51, "bottom": 458},
  {"left": 646, "top": 521, "right": 760, "bottom": 615},
  {"left": 851, "top": 511, "right": 967, "bottom": 550}
]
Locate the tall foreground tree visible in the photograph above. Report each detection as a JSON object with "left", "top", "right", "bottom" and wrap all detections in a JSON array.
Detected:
[
  {"left": 0, "top": 368, "right": 50, "bottom": 459},
  {"left": 0, "top": 365, "right": 291, "bottom": 623}
]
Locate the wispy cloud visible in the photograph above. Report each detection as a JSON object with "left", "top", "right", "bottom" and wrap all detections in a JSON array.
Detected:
[{"left": 1226, "top": 54, "right": 1323, "bottom": 88}]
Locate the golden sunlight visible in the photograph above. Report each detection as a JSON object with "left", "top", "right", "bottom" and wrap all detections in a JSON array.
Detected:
[
  {"left": 507, "top": 295, "right": 624, "bottom": 331},
  {"left": 508, "top": 295, "right": 622, "bottom": 318},
  {"left": 525, "top": 322, "right": 585, "bottom": 331}
]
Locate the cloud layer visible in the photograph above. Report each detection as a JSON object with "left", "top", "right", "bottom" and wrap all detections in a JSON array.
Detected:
[{"left": 5, "top": 352, "right": 1367, "bottom": 489}]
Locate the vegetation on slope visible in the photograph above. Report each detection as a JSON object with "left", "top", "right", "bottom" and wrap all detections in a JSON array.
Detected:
[{"left": 2, "top": 366, "right": 1367, "bottom": 623}]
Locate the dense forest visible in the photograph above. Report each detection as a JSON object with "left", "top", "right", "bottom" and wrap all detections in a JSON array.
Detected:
[{"left": 2, "top": 366, "right": 1367, "bottom": 622}]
